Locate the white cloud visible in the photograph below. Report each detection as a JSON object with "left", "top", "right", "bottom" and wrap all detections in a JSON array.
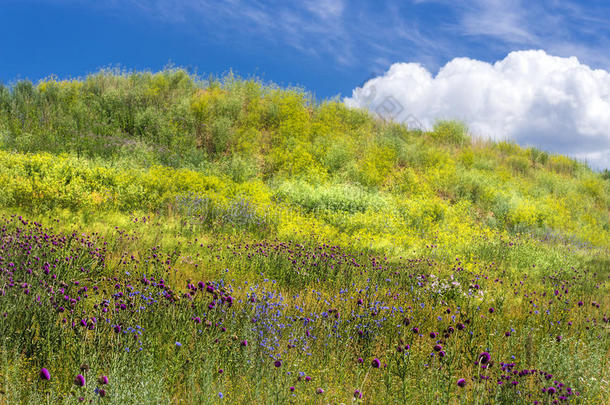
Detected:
[
  {"left": 345, "top": 50, "right": 610, "bottom": 170},
  {"left": 459, "top": 0, "right": 537, "bottom": 44}
]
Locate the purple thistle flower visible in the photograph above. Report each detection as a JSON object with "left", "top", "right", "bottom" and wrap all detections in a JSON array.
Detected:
[
  {"left": 74, "top": 374, "right": 85, "bottom": 387},
  {"left": 241, "top": 339, "right": 248, "bottom": 347},
  {"left": 371, "top": 358, "right": 381, "bottom": 368},
  {"left": 98, "top": 375, "right": 108, "bottom": 385},
  {"left": 457, "top": 378, "right": 466, "bottom": 387},
  {"left": 489, "top": 307, "right": 495, "bottom": 313},
  {"left": 39, "top": 368, "right": 50, "bottom": 381},
  {"left": 274, "top": 360, "right": 282, "bottom": 368},
  {"left": 316, "top": 388, "right": 324, "bottom": 394},
  {"left": 478, "top": 352, "right": 491, "bottom": 365},
  {"left": 433, "top": 344, "right": 442, "bottom": 352},
  {"left": 547, "top": 387, "right": 556, "bottom": 395}
]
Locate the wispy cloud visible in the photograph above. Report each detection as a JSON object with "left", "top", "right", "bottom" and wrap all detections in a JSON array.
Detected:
[
  {"left": 45, "top": 0, "right": 610, "bottom": 77},
  {"left": 458, "top": 0, "right": 538, "bottom": 44},
  {"left": 48, "top": 0, "right": 458, "bottom": 70},
  {"left": 75, "top": 0, "right": 353, "bottom": 64},
  {"left": 433, "top": 0, "right": 610, "bottom": 69},
  {"left": 304, "top": 0, "right": 345, "bottom": 20}
]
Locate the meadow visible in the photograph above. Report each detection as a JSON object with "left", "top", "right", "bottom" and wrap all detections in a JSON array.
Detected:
[{"left": 0, "top": 69, "right": 608, "bottom": 403}]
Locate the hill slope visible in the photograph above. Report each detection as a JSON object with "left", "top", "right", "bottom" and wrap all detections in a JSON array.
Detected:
[
  {"left": 0, "top": 69, "right": 608, "bottom": 253},
  {"left": 0, "top": 69, "right": 607, "bottom": 403}
]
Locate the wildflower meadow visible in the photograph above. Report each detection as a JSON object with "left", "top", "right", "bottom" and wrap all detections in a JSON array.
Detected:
[{"left": 0, "top": 69, "right": 608, "bottom": 403}]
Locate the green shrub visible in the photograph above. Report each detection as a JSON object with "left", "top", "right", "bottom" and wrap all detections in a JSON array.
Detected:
[
  {"left": 495, "top": 140, "right": 522, "bottom": 156},
  {"left": 322, "top": 140, "right": 354, "bottom": 173},
  {"left": 220, "top": 155, "right": 258, "bottom": 183},
  {"left": 549, "top": 154, "right": 577, "bottom": 175},
  {"left": 210, "top": 116, "right": 234, "bottom": 154},
  {"left": 459, "top": 148, "right": 475, "bottom": 168},
  {"left": 430, "top": 120, "right": 469, "bottom": 146},
  {"left": 452, "top": 169, "right": 489, "bottom": 204},
  {"left": 578, "top": 174, "right": 606, "bottom": 201},
  {"left": 507, "top": 155, "right": 530, "bottom": 175},
  {"left": 527, "top": 146, "right": 549, "bottom": 166},
  {"left": 274, "top": 180, "right": 386, "bottom": 214}
]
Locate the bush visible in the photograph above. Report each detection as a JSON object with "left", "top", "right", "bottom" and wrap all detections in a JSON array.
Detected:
[
  {"left": 507, "top": 155, "right": 530, "bottom": 175},
  {"left": 322, "top": 139, "right": 354, "bottom": 173},
  {"left": 430, "top": 120, "right": 469, "bottom": 146},
  {"left": 527, "top": 146, "right": 549, "bottom": 167},
  {"left": 220, "top": 155, "right": 258, "bottom": 183},
  {"left": 273, "top": 181, "right": 386, "bottom": 214},
  {"left": 210, "top": 116, "right": 234, "bottom": 154},
  {"left": 490, "top": 192, "right": 512, "bottom": 225},
  {"left": 357, "top": 146, "right": 396, "bottom": 186},
  {"left": 578, "top": 174, "right": 606, "bottom": 201},
  {"left": 495, "top": 140, "right": 522, "bottom": 156},
  {"left": 549, "top": 154, "right": 576, "bottom": 175}
]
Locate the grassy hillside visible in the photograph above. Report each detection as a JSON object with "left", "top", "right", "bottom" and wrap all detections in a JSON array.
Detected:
[{"left": 0, "top": 69, "right": 608, "bottom": 403}]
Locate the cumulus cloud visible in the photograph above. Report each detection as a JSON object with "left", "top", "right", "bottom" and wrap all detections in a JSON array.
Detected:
[{"left": 344, "top": 50, "right": 610, "bottom": 170}]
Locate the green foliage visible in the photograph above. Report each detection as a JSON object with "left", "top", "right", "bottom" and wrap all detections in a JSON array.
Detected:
[
  {"left": 578, "top": 173, "right": 607, "bottom": 201},
  {"left": 452, "top": 168, "right": 495, "bottom": 205},
  {"left": 548, "top": 154, "right": 578, "bottom": 175},
  {"left": 430, "top": 120, "right": 470, "bottom": 146},
  {"left": 357, "top": 145, "right": 396, "bottom": 186},
  {"left": 507, "top": 155, "right": 530, "bottom": 175},
  {"left": 274, "top": 180, "right": 387, "bottom": 214},
  {"left": 495, "top": 140, "right": 522, "bottom": 156},
  {"left": 322, "top": 138, "right": 355, "bottom": 173},
  {"left": 527, "top": 146, "right": 549, "bottom": 167}
]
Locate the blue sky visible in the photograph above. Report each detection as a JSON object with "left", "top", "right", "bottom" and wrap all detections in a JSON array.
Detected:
[
  {"left": 1, "top": 0, "right": 608, "bottom": 98},
  {"left": 1, "top": 0, "right": 609, "bottom": 168}
]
